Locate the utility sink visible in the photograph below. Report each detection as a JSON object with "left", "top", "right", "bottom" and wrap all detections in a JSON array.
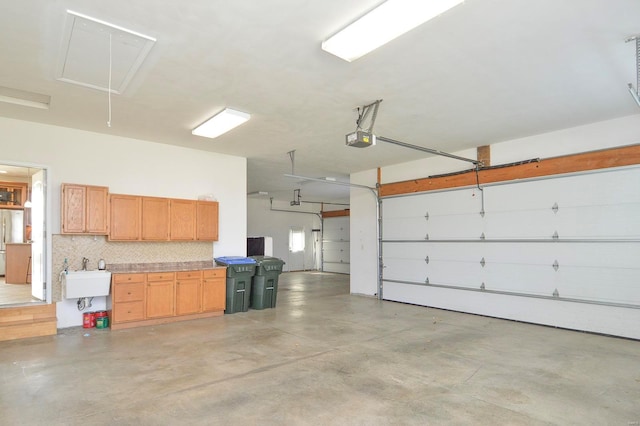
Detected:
[{"left": 63, "top": 270, "right": 112, "bottom": 299}]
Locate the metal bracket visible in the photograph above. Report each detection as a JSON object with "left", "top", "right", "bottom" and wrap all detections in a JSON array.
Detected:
[
  {"left": 424, "top": 212, "right": 429, "bottom": 221},
  {"left": 552, "top": 231, "right": 559, "bottom": 240},
  {"left": 552, "top": 260, "right": 559, "bottom": 271},
  {"left": 552, "top": 288, "right": 560, "bottom": 298},
  {"left": 480, "top": 282, "right": 485, "bottom": 290},
  {"left": 424, "top": 233, "right": 430, "bottom": 240},
  {"left": 626, "top": 35, "right": 640, "bottom": 108},
  {"left": 424, "top": 256, "right": 430, "bottom": 264},
  {"left": 552, "top": 202, "right": 559, "bottom": 214},
  {"left": 480, "top": 209, "right": 485, "bottom": 218},
  {"left": 480, "top": 257, "right": 486, "bottom": 267},
  {"left": 425, "top": 277, "right": 430, "bottom": 284},
  {"left": 480, "top": 232, "right": 486, "bottom": 240},
  {"left": 356, "top": 100, "right": 382, "bottom": 133}
]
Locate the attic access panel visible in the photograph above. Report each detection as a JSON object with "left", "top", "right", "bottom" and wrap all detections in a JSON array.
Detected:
[{"left": 56, "top": 10, "right": 156, "bottom": 94}]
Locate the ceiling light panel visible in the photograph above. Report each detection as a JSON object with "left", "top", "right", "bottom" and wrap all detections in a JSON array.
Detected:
[
  {"left": 0, "top": 86, "right": 50, "bottom": 109},
  {"left": 322, "top": 0, "right": 464, "bottom": 62},
  {"left": 56, "top": 10, "right": 156, "bottom": 94},
  {"left": 192, "top": 108, "right": 251, "bottom": 139}
]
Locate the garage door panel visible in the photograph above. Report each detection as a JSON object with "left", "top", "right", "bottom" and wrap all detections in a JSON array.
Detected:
[
  {"left": 324, "top": 262, "right": 350, "bottom": 274},
  {"left": 484, "top": 210, "right": 555, "bottom": 239},
  {"left": 426, "top": 214, "right": 484, "bottom": 240},
  {"left": 555, "top": 267, "right": 640, "bottom": 305},
  {"left": 382, "top": 282, "right": 640, "bottom": 340},
  {"left": 554, "top": 203, "right": 640, "bottom": 238},
  {"left": 323, "top": 241, "right": 350, "bottom": 263},
  {"left": 384, "top": 216, "right": 429, "bottom": 240},
  {"left": 381, "top": 166, "right": 640, "bottom": 339},
  {"left": 323, "top": 217, "right": 349, "bottom": 240},
  {"left": 484, "top": 264, "right": 557, "bottom": 296}
]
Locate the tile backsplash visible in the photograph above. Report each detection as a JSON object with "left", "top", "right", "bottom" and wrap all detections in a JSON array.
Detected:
[{"left": 52, "top": 235, "right": 213, "bottom": 301}]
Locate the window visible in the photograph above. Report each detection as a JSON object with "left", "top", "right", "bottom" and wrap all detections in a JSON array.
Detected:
[{"left": 289, "top": 227, "right": 305, "bottom": 252}]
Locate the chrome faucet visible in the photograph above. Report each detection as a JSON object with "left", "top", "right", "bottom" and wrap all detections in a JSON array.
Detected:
[{"left": 82, "top": 257, "right": 89, "bottom": 271}]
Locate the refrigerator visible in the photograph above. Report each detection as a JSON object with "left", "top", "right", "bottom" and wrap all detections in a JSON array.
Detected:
[{"left": 0, "top": 209, "right": 24, "bottom": 276}]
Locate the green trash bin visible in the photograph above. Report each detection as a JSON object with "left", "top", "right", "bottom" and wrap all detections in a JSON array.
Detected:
[
  {"left": 249, "top": 256, "right": 285, "bottom": 310},
  {"left": 215, "top": 257, "right": 257, "bottom": 314}
]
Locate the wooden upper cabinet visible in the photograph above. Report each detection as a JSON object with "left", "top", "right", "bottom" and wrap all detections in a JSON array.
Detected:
[
  {"left": 196, "top": 201, "right": 219, "bottom": 241},
  {"left": 170, "top": 199, "right": 196, "bottom": 240},
  {"left": 141, "top": 197, "right": 170, "bottom": 241},
  {"left": 85, "top": 186, "right": 109, "bottom": 234},
  {"left": 109, "top": 194, "right": 141, "bottom": 241},
  {"left": 0, "top": 182, "right": 27, "bottom": 209},
  {"left": 61, "top": 183, "right": 108, "bottom": 234},
  {"left": 107, "top": 194, "right": 219, "bottom": 242}
]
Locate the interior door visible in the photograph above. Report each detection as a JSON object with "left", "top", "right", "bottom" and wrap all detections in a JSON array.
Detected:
[
  {"left": 30, "top": 169, "right": 45, "bottom": 301},
  {"left": 288, "top": 227, "right": 306, "bottom": 271}
]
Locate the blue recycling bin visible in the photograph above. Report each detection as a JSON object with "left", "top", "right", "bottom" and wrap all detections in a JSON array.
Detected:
[{"left": 214, "top": 257, "right": 257, "bottom": 314}]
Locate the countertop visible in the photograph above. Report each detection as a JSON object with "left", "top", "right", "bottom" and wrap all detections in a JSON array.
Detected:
[{"left": 107, "top": 260, "right": 225, "bottom": 274}]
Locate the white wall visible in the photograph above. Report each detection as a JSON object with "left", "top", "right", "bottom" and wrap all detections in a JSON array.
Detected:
[
  {"left": 247, "top": 197, "right": 321, "bottom": 271},
  {"left": 349, "top": 170, "right": 378, "bottom": 295},
  {"left": 0, "top": 116, "right": 247, "bottom": 327},
  {"left": 351, "top": 114, "right": 640, "bottom": 296}
]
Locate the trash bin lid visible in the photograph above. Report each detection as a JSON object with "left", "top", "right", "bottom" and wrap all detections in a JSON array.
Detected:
[
  {"left": 214, "top": 256, "right": 257, "bottom": 265},
  {"left": 249, "top": 256, "right": 285, "bottom": 265},
  {"left": 249, "top": 256, "right": 285, "bottom": 274}
]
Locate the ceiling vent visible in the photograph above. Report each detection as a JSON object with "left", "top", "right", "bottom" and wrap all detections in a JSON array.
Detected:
[{"left": 56, "top": 10, "right": 156, "bottom": 94}]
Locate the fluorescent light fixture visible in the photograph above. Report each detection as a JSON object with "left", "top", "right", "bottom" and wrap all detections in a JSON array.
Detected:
[
  {"left": 192, "top": 108, "right": 251, "bottom": 139},
  {"left": 321, "top": 0, "right": 464, "bottom": 62},
  {"left": 284, "top": 173, "right": 375, "bottom": 190},
  {"left": 0, "top": 86, "right": 50, "bottom": 110}
]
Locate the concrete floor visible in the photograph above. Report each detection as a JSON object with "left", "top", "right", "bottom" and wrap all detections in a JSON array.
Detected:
[{"left": 1, "top": 272, "right": 639, "bottom": 425}]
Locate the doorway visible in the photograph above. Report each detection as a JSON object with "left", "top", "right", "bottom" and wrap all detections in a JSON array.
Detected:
[
  {"left": 288, "top": 227, "right": 306, "bottom": 271},
  {"left": 0, "top": 163, "right": 48, "bottom": 306}
]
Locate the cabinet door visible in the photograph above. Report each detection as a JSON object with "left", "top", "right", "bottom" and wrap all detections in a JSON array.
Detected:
[
  {"left": 61, "top": 184, "right": 86, "bottom": 234},
  {"left": 109, "top": 194, "right": 141, "bottom": 241},
  {"left": 146, "top": 278, "right": 175, "bottom": 319},
  {"left": 141, "top": 197, "right": 169, "bottom": 241},
  {"left": 170, "top": 199, "right": 196, "bottom": 240},
  {"left": 202, "top": 269, "right": 226, "bottom": 312},
  {"left": 0, "top": 182, "right": 26, "bottom": 209},
  {"left": 196, "top": 201, "right": 219, "bottom": 241},
  {"left": 176, "top": 278, "right": 201, "bottom": 315},
  {"left": 113, "top": 301, "right": 145, "bottom": 323},
  {"left": 85, "top": 186, "right": 109, "bottom": 234},
  {"left": 5, "top": 244, "right": 32, "bottom": 284}
]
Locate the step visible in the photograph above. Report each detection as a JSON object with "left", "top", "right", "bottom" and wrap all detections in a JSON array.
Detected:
[{"left": 0, "top": 304, "right": 57, "bottom": 342}]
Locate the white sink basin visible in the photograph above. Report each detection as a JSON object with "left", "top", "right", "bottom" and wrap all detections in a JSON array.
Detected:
[{"left": 63, "top": 270, "right": 112, "bottom": 299}]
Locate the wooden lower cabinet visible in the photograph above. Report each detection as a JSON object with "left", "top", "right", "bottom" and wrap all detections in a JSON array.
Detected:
[
  {"left": 110, "top": 273, "right": 146, "bottom": 324},
  {"left": 202, "top": 269, "right": 226, "bottom": 312},
  {"left": 146, "top": 272, "right": 175, "bottom": 319},
  {"left": 176, "top": 271, "right": 201, "bottom": 315},
  {"left": 109, "top": 268, "right": 226, "bottom": 330}
]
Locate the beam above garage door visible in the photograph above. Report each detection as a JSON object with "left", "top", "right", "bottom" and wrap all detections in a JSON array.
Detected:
[{"left": 380, "top": 144, "right": 640, "bottom": 197}]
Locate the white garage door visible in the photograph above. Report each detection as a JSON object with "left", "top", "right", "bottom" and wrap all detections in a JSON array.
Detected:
[
  {"left": 381, "top": 166, "right": 640, "bottom": 339},
  {"left": 323, "top": 216, "right": 350, "bottom": 274}
]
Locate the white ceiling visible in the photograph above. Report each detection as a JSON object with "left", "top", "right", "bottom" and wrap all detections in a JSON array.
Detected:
[{"left": 0, "top": 0, "right": 639, "bottom": 203}]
